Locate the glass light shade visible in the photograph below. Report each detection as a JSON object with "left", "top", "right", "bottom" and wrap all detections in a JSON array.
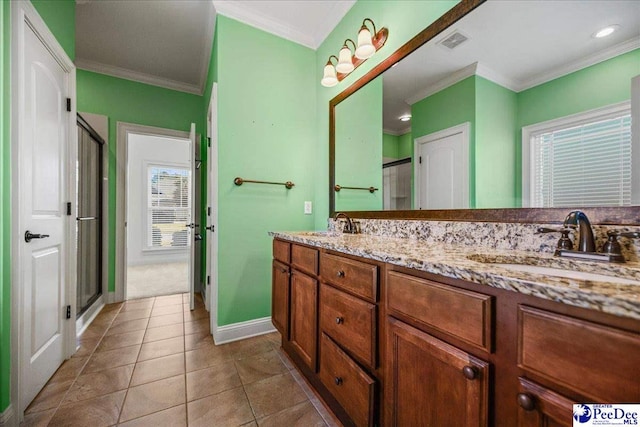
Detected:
[
  {"left": 355, "top": 27, "right": 375, "bottom": 59},
  {"left": 321, "top": 63, "right": 338, "bottom": 87},
  {"left": 336, "top": 46, "right": 354, "bottom": 74}
]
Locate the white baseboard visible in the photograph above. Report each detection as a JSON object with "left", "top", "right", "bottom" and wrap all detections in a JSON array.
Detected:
[
  {"left": 0, "top": 404, "right": 15, "bottom": 427},
  {"left": 107, "top": 291, "right": 117, "bottom": 304},
  {"left": 76, "top": 296, "right": 105, "bottom": 337},
  {"left": 213, "top": 316, "right": 276, "bottom": 345}
]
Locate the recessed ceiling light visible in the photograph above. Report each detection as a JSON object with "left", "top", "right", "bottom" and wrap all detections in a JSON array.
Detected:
[
  {"left": 593, "top": 25, "right": 619, "bottom": 38},
  {"left": 399, "top": 115, "right": 411, "bottom": 122}
]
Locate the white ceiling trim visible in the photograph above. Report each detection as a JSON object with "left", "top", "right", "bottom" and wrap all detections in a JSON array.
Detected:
[
  {"left": 405, "top": 62, "right": 479, "bottom": 106},
  {"left": 518, "top": 37, "right": 640, "bottom": 92},
  {"left": 212, "top": 1, "right": 315, "bottom": 49},
  {"left": 76, "top": 58, "right": 202, "bottom": 95},
  {"left": 383, "top": 127, "right": 411, "bottom": 136}
]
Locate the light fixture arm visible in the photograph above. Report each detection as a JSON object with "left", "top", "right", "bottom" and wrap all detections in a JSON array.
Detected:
[
  {"left": 361, "top": 18, "right": 377, "bottom": 35},
  {"left": 343, "top": 38, "right": 357, "bottom": 52},
  {"left": 326, "top": 54, "right": 339, "bottom": 66}
]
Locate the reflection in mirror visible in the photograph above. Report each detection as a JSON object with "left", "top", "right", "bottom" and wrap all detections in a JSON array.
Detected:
[{"left": 333, "top": 0, "right": 640, "bottom": 213}]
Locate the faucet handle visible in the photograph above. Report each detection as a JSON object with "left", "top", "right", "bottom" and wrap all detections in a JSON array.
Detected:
[
  {"left": 536, "top": 227, "right": 573, "bottom": 250},
  {"left": 607, "top": 230, "right": 640, "bottom": 239},
  {"left": 536, "top": 227, "right": 572, "bottom": 234}
]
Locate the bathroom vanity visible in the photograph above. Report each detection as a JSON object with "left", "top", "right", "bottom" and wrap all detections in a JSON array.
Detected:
[{"left": 269, "top": 224, "right": 640, "bottom": 426}]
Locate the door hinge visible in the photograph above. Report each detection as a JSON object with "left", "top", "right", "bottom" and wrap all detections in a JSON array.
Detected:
[
  {"left": 207, "top": 207, "right": 211, "bottom": 216},
  {"left": 419, "top": 156, "right": 422, "bottom": 164},
  {"left": 66, "top": 98, "right": 71, "bottom": 112},
  {"left": 207, "top": 275, "right": 210, "bottom": 285},
  {"left": 207, "top": 137, "right": 211, "bottom": 148},
  {"left": 66, "top": 305, "right": 71, "bottom": 319},
  {"left": 66, "top": 202, "right": 72, "bottom": 216}
]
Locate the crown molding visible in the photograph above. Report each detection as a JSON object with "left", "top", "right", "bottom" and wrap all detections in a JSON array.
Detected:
[
  {"left": 405, "top": 62, "right": 479, "bottom": 105},
  {"left": 383, "top": 126, "right": 411, "bottom": 136},
  {"left": 212, "top": 1, "right": 316, "bottom": 49},
  {"left": 517, "top": 37, "right": 640, "bottom": 92},
  {"left": 75, "top": 58, "right": 202, "bottom": 95}
]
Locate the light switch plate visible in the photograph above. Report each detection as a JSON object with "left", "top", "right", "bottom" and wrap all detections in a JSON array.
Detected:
[{"left": 304, "top": 201, "right": 312, "bottom": 215}]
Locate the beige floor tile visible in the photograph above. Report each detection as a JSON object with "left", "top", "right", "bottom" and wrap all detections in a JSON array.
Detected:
[
  {"left": 79, "top": 323, "right": 109, "bottom": 340},
  {"left": 242, "top": 422, "right": 259, "bottom": 427},
  {"left": 72, "top": 337, "right": 100, "bottom": 358},
  {"left": 275, "top": 348, "right": 296, "bottom": 371},
  {"left": 83, "top": 345, "right": 140, "bottom": 374},
  {"left": 63, "top": 364, "right": 134, "bottom": 403},
  {"left": 130, "top": 353, "right": 185, "bottom": 387},
  {"left": 120, "top": 300, "right": 154, "bottom": 312},
  {"left": 125, "top": 297, "right": 155, "bottom": 304},
  {"left": 48, "top": 357, "right": 88, "bottom": 384},
  {"left": 106, "top": 318, "right": 149, "bottom": 336},
  {"left": 187, "top": 387, "right": 254, "bottom": 427},
  {"left": 143, "top": 323, "right": 184, "bottom": 343},
  {"left": 154, "top": 294, "right": 184, "bottom": 306},
  {"left": 48, "top": 390, "right": 126, "bottom": 427},
  {"left": 186, "top": 360, "right": 241, "bottom": 401},
  {"left": 101, "top": 302, "right": 124, "bottom": 312},
  {"left": 185, "top": 345, "right": 232, "bottom": 372},
  {"left": 147, "top": 312, "right": 183, "bottom": 328},
  {"left": 96, "top": 329, "right": 145, "bottom": 352},
  {"left": 264, "top": 332, "right": 282, "bottom": 348},
  {"left": 113, "top": 308, "right": 152, "bottom": 323},
  {"left": 119, "top": 375, "right": 186, "bottom": 422},
  {"left": 226, "top": 336, "right": 274, "bottom": 360},
  {"left": 289, "top": 368, "right": 342, "bottom": 427},
  {"left": 138, "top": 336, "right": 184, "bottom": 361},
  {"left": 91, "top": 311, "right": 118, "bottom": 327},
  {"left": 118, "top": 404, "right": 186, "bottom": 427},
  {"left": 184, "top": 318, "right": 209, "bottom": 335},
  {"left": 256, "top": 401, "right": 326, "bottom": 427},
  {"left": 244, "top": 372, "right": 307, "bottom": 419},
  {"left": 184, "top": 307, "right": 208, "bottom": 322},
  {"left": 25, "top": 380, "right": 74, "bottom": 413},
  {"left": 19, "top": 408, "right": 56, "bottom": 427},
  {"left": 184, "top": 330, "right": 214, "bottom": 351},
  {"left": 151, "top": 304, "right": 183, "bottom": 317},
  {"left": 235, "top": 350, "right": 289, "bottom": 385}
]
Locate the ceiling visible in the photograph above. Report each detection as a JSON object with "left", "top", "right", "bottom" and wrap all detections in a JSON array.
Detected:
[
  {"left": 382, "top": 0, "right": 640, "bottom": 134},
  {"left": 75, "top": 0, "right": 355, "bottom": 95}
]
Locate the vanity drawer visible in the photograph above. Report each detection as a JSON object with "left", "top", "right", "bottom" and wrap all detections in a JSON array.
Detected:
[
  {"left": 320, "top": 253, "right": 378, "bottom": 302},
  {"left": 320, "top": 284, "right": 377, "bottom": 369},
  {"left": 386, "top": 271, "right": 493, "bottom": 352},
  {"left": 319, "top": 333, "right": 376, "bottom": 427},
  {"left": 518, "top": 306, "right": 640, "bottom": 402},
  {"left": 273, "top": 239, "right": 290, "bottom": 264},
  {"left": 291, "top": 244, "right": 318, "bottom": 276}
]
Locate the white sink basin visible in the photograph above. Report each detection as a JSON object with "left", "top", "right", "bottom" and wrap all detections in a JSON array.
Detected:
[{"left": 494, "top": 263, "right": 640, "bottom": 285}]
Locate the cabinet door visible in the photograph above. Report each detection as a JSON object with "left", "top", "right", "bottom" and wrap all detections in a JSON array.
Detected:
[
  {"left": 272, "top": 260, "right": 289, "bottom": 338},
  {"left": 386, "top": 317, "right": 489, "bottom": 427},
  {"left": 290, "top": 270, "right": 318, "bottom": 371},
  {"left": 516, "top": 378, "right": 573, "bottom": 427}
]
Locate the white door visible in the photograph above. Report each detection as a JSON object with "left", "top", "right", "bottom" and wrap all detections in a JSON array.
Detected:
[
  {"left": 189, "top": 123, "right": 196, "bottom": 310},
  {"left": 20, "top": 23, "right": 71, "bottom": 409},
  {"left": 415, "top": 123, "right": 470, "bottom": 209}
]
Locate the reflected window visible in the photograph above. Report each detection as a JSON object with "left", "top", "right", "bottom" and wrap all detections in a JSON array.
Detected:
[{"left": 147, "top": 166, "right": 191, "bottom": 248}]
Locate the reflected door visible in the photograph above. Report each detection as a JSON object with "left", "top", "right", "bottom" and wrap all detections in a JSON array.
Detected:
[{"left": 76, "top": 117, "right": 104, "bottom": 315}]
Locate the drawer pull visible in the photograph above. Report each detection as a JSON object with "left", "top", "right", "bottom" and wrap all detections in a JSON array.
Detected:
[
  {"left": 462, "top": 365, "right": 477, "bottom": 380},
  {"left": 336, "top": 270, "right": 345, "bottom": 278},
  {"left": 517, "top": 393, "right": 536, "bottom": 411},
  {"left": 335, "top": 316, "right": 344, "bottom": 325},
  {"left": 334, "top": 377, "right": 343, "bottom": 386},
  {"left": 279, "top": 267, "right": 287, "bottom": 273}
]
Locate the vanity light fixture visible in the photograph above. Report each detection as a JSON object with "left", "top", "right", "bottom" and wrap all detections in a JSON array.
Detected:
[
  {"left": 320, "top": 18, "right": 388, "bottom": 87},
  {"left": 399, "top": 114, "right": 412, "bottom": 122},
  {"left": 593, "top": 25, "right": 619, "bottom": 38}
]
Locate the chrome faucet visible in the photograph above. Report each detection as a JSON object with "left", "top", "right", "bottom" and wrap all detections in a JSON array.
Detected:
[
  {"left": 563, "top": 210, "right": 595, "bottom": 252},
  {"left": 334, "top": 212, "right": 357, "bottom": 234}
]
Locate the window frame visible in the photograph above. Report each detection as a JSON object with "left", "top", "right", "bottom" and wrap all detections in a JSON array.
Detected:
[
  {"left": 143, "top": 161, "right": 192, "bottom": 252},
  {"left": 521, "top": 100, "right": 633, "bottom": 208}
]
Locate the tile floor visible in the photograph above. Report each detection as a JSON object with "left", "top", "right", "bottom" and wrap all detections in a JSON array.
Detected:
[{"left": 21, "top": 293, "right": 340, "bottom": 427}]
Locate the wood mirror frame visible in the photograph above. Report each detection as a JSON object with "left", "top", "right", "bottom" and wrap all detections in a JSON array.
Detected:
[{"left": 328, "top": 0, "right": 640, "bottom": 225}]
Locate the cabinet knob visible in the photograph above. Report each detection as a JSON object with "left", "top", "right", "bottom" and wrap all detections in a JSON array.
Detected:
[
  {"left": 336, "top": 270, "right": 345, "bottom": 278},
  {"left": 462, "top": 365, "right": 477, "bottom": 380},
  {"left": 279, "top": 267, "right": 287, "bottom": 273},
  {"left": 517, "top": 393, "right": 536, "bottom": 411},
  {"left": 334, "top": 377, "right": 343, "bottom": 386},
  {"left": 335, "top": 317, "right": 344, "bottom": 325}
]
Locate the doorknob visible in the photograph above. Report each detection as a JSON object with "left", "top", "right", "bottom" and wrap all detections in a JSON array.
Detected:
[{"left": 25, "top": 230, "right": 50, "bottom": 243}]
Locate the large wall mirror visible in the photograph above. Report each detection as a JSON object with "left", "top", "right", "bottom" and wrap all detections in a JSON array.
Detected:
[{"left": 330, "top": 0, "right": 640, "bottom": 224}]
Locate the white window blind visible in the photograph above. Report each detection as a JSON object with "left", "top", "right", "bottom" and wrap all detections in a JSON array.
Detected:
[
  {"left": 147, "top": 166, "right": 191, "bottom": 248},
  {"left": 530, "top": 112, "right": 632, "bottom": 207}
]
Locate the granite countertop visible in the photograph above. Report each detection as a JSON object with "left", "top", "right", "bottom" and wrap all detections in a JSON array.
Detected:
[{"left": 268, "top": 231, "right": 640, "bottom": 320}]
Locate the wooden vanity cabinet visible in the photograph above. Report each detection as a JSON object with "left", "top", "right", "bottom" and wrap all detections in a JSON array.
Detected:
[{"left": 271, "top": 260, "right": 289, "bottom": 337}]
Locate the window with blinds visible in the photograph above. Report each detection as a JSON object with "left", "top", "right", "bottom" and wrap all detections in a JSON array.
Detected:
[
  {"left": 147, "top": 166, "right": 191, "bottom": 248},
  {"left": 529, "top": 110, "right": 632, "bottom": 207}
]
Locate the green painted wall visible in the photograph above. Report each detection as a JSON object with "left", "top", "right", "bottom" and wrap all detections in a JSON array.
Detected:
[
  {"left": 397, "top": 132, "right": 412, "bottom": 159},
  {"left": 31, "top": 0, "right": 75, "bottom": 60},
  {"left": 1, "top": 0, "right": 10, "bottom": 413},
  {"left": 76, "top": 70, "right": 204, "bottom": 293},
  {"left": 212, "top": 16, "right": 316, "bottom": 326},
  {"left": 314, "top": 0, "right": 460, "bottom": 227},
  {"left": 515, "top": 48, "right": 640, "bottom": 202},
  {"left": 335, "top": 76, "right": 383, "bottom": 211},
  {"left": 475, "top": 76, "right": 518, "bottom": 208},
  {"left": 412, "top": 76, "right": 477, "bottom": 206},
  {"left": 383, "top": 133, "right": 399, "bottom": 159}
]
